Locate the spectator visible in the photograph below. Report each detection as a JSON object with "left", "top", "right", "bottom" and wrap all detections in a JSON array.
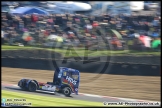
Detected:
[{"left": 1, "top": 9, "right": 160, "bottom": 52}]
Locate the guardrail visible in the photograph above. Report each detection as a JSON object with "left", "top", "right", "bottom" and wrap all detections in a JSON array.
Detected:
[
  {"left": 2, "top": 57, "right": 160, "bottom": 76},
  {"left": 2, "top": 50, "right": 160, "bottom": 76}
]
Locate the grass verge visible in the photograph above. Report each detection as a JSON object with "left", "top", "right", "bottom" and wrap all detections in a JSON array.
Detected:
[{"left": 1, "top": 45, "right": 160, "bottom": 57}]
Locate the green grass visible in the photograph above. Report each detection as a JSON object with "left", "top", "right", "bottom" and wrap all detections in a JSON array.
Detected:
[
  {"left": 1, "top": 45, "right": 160, "bottom": 57},
  {"left": 2, "top": 90, "right": 126, "bottom": 107}
]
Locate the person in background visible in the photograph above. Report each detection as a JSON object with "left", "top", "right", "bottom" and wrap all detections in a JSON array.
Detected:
[
  {"left": 1, "top": 30, "right": 4, "bottom": 44},
  {"left": 32, "top": 13, "right": 38, "bottom": 23},
  {"left": 8, "top": 31, "right": 14, "bottom": 45},
  {"left": 1, "top": 10, "right": 161, "bottom": 51},
  {"left": 151, "top": 37, "right": 161, "bottom": 51},
  {"left": 152, "top": 17, "right": 160, "bottom": 29},
  {"left": 6, "top": 13, "right": 13, "bottom": 26}
]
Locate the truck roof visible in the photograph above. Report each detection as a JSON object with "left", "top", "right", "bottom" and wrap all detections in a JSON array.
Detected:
[{"left": 59, "top": 67, "right": 80, "bottom": 73}]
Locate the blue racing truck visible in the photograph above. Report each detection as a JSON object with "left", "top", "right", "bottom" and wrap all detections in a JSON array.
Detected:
[{"left": 18, "top": 67, "right": 80, "bottom": 97}]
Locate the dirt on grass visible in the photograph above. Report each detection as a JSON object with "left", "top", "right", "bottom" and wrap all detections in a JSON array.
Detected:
[{"left": 2, "top": 67, "right": 160, "bottom": 101}]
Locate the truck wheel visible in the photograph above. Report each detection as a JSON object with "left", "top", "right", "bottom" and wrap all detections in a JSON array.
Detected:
[
  {"left": 28, "top": 81, "right": 37, "bottom": 92},
  {"left": 62, "top": 87, "right": 71, "bottom": 97},
  {"left": 18, "top": 80, "right": 28, "bottom": 91}
]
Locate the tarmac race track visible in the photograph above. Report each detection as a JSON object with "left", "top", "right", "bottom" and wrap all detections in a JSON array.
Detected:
[
  {"left": 1, "top": 84, "right": 159, "bottom": 103},
  {"left": 1, "top": 84, "right": 132, "bottom": 103},
  {"left": 2, "top": 67, "right": 160, "bottom": 102}
]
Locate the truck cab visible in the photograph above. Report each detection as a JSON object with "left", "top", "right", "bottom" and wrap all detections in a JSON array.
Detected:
[{"left": 40, "top": 67, "right": 80, "bottom": 96}]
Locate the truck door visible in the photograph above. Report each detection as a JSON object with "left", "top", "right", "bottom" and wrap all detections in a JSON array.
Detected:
[{"left": 65, "top": 72, "right": 78, "bottom": 86}]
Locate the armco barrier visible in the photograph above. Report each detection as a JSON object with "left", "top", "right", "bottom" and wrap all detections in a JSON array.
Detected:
[
  {"left": 1, "top": 50, "right": 161, "bottom": 65},
  {"left": 2, "top": 57, "right": 160, "bottom": 76},
  {"left": 1, "top": 50, "right": 160, "bottom": 76},
  {"left": 1, "top": 50, "right": 63, "bottom": 59}
]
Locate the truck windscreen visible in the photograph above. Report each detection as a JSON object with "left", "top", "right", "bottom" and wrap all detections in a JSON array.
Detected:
[
  {"left": 72, "top": 74, "right": 79, "bottom": 80},
  {"left": 71, "top": 72, "right": 79, "bottom": 80}
]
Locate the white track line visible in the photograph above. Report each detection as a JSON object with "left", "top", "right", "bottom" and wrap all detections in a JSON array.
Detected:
[{"left": 3, "top": 83, "right": 160, "bottom": 103}]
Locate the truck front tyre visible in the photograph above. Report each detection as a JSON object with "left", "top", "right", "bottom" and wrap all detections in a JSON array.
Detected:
[
  {"left": 62, "top": 87, "right": 71, "bottom": 97},
  {"left": 28, "top": 81, "right": 37, "bottom": 92}
]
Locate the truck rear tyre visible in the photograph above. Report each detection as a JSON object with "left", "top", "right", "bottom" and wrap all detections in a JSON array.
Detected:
[
  {"left": 62, "top": 87, "right": 71, "bottom": 97},
  {"left": 28, "top": 81, "right": 37, "bottom": 92},
  {"left": 19, "top": 80, "right": 28, "bottom": 91}
]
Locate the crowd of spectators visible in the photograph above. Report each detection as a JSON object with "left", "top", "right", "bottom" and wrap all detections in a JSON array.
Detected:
[{"left": 1, "top": 11, "right": 161, "bottom": 51}]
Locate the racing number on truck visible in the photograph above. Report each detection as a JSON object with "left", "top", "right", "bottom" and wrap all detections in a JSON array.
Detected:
[
  {"left": 66, "top": 76, "right": 77, "bottom": 85},
  {"left": 42, "top": 85, "right": 49, "bottom": 90},
  {"left": 42, "top": 85, "right": 56, "bottom": 91}
]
